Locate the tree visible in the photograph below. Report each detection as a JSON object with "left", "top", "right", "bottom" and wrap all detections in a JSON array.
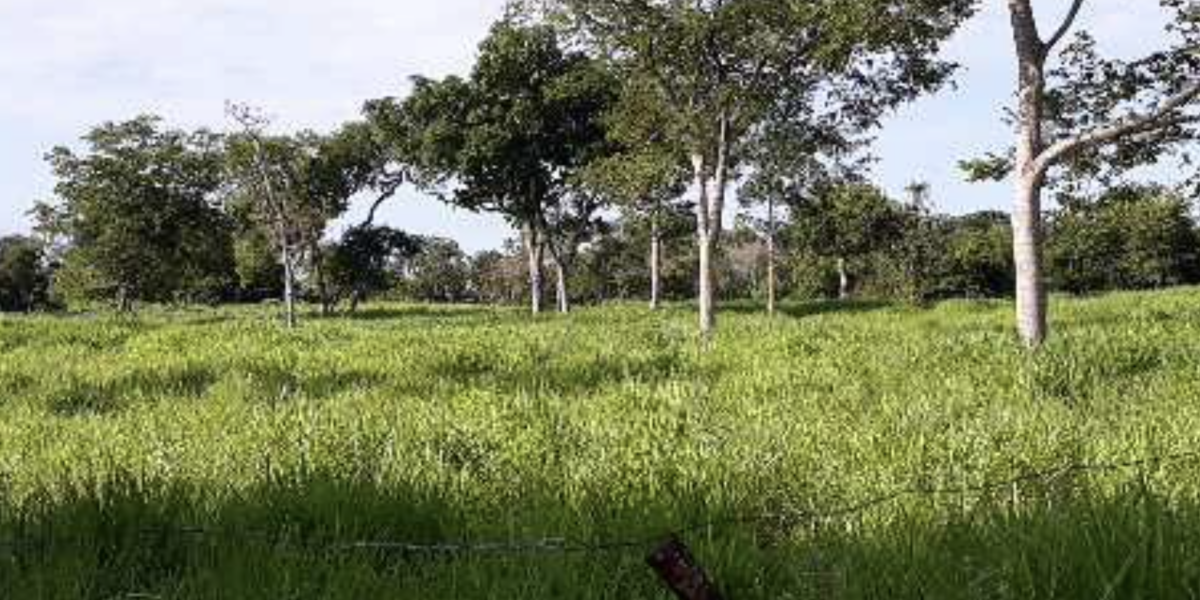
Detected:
[
  {"left": 381, "top": 22, "right": 614, "bottom": 316},
  {"left": 404, "top": 237, "right": 473, "bottom": 303},
  {"left": 543, "top": 191, "right": 609, "bottom": 313},
  {"left": 225, "top": 105, "right": 369, "bottom": 326},
  {"left": 39, "top": 116, "right": 232, "bottom": 310},
  {"left": 790, "top": 184, "right": 904, "bottom": 300},
  {"left": 546, "top": 0, "right": 974, "bottom": 336},
  {"left": 323, "top": 225, "right": 423, "bottom": 312},
  {"left": 0, "top": 236, "right": 49, "bottom": 312},
  {"left": 890, "top": 181, "right": 942, "bottom": 303},
  {"left": 470, "top": 246, "right": 528, "bottom": 305},
  {"left": 964, "top": 0, "right": 1200, "bottom": 347},
  {"left": 582, "top": 71, "right": 689, "bottom": 310},
  {"left": 1048, "top": 185, "right": 1200, "bottom": 293},
  {"left": 232, "top": 226, "right": 284, "bottom": 302},
  {"left": 940, "top": 211, "right": 1015, "bottom": 298},
  {"left": 740, "top": 96, "right": 867, "bottom": 315},
  {"left": 572, "top": 203, "right": 696, "bottom": 304}
]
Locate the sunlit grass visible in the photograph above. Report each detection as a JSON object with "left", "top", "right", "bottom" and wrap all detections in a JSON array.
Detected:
[{"left": 2, "top": 290, "right": 1200, "bottom": 598}]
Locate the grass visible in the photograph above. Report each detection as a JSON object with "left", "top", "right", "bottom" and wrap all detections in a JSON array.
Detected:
[{"left": 2, "top": 290, "right": 1200, "bottom": 598}]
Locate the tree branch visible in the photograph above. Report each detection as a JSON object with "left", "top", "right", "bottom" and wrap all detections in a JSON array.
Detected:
[
  {"left": 1044, "top": 0, "right": 1086, "bottom": 55},
  {"left": 359, "top": 178, "right": 404, "bottom": 229},
  {"left": 1038, "top": 80, "right": 1200, "bottom": 170}
]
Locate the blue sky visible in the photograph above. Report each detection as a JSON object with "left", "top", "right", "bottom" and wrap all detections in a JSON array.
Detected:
[{"left": 0, "top": 1, "right": 1172, "bottom": 252}]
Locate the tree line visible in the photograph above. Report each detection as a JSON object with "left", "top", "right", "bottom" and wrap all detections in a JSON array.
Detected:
[{"left": 2, "top": 0, "right": 1198, "bottom": 348}]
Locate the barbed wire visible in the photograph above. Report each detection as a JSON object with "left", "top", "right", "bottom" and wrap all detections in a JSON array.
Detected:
[{"left": 1, "top": 450, "right": 1197, "bottom": 560}]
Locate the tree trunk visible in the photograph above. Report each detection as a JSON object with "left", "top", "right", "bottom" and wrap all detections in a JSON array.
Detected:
[
  {"left": 698, "top": 231, "right": 716, "bottom": 335},
  {"left": 650, "top": 213, "right": 662, "bottom": 311},
  {"left": 280, "top": 244, "right": 297, "bottom": 329},
  {"left": 554, "top": 258, "right": 569, "bottom": 314},
  {"left": 312, "top": 244, "right": 333, "bottom": 317},
  {"left": 116, "top": 285, "right": 132, "bottom": 313},
  {"left": 766, "top": 197, "right": 777, "bottom": 316},
  {"left": 523, "top": 224, "right": 543, "bottom": 315},
  {"left": 692, "top": 151, "right": 716, "bottom": 338},
  {"left": 1010, "top": 0, "right": 1049, "bottom": 348},
  {"left": 1013, "top": 176, "right": 1047, "bottom": 347},
  {"left": 837, "top": 257, "right": 850, "bottom": 301}
]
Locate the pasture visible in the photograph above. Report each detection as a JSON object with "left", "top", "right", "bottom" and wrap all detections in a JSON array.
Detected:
[{"left": 2, "top": 290, "right": 1200, "bottom": 598}]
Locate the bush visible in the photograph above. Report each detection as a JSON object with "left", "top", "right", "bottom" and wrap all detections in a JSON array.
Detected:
[{"left": 1049, "top": 186, "right": 1200, "bottom": 294}]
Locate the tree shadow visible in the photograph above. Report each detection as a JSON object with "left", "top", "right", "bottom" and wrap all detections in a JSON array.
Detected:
[
  {"left": 721, "top": 300, "right": 894, "bottom": 320},
  {"left": 3, "top": 469, "right": 1200, "bottom": 599},
  {"left": 234, "top": 364, "right": 388, "bottom": 406},
  {"left": 329, "top": 305, "right": 500, "bottom": 323},
  {"left": 390, "top": 343, "right": 713, "bottom": 399},
  {"left": 49, "top": 364, "right": 219, "bottom": 416}
]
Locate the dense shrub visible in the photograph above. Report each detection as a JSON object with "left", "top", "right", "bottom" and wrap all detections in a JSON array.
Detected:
[{"left": 1048, "top": 186, "right": 1200, "bottom": 294}]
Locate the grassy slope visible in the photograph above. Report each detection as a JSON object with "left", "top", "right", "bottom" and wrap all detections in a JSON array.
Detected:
[{"left": 1, "top": 290, "right": 1200, "bottom": 598}]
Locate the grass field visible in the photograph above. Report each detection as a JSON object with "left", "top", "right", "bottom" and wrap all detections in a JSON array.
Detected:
[{"left": 3, "top": 290, "right": 1200, "bottom": 598}]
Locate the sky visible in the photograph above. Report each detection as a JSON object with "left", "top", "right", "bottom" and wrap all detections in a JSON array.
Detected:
[{"left": 0, "top": 0, "right": 1175, "bottom": 253}]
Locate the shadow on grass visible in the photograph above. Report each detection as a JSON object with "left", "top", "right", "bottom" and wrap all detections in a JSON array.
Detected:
[
  {"left": 49, "top": 364, "right": 220, "bottom": 417},
  {"left": 722, "top": 299, "right": 893, "bottom": 320},
  {"left": 329, "top": 305, "right": 499, "bottom": 323},
  {"left": 391, "top": 343, "right": 713, "bottom": 399},
  {"left": 3, "top": 471, "right": 1200, "bottom": 599}
]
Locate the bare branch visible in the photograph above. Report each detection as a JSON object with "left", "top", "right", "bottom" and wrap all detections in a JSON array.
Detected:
[
  {"left": 1044, "top": 0, "right": 1086, "bottom": 55},
  {"left": 359, "top": 178, "right": 404, "bottom": 229}
]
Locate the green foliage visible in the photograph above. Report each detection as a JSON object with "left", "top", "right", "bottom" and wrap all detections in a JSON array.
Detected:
[
  {"left": 571, "top": 206, "right": 697, "bottom": 302},
  {"left": 1049, "top": 186, "right": 1200, "bottom": 294},
  {"left": 939, "top": 211, "right": 1015, "bottom": 298},
  {"left": 0, "top": 236, "right": 49, "bottom": 312},
  {"left": 41, "top": 116, "right": 234, "bottom": 308},
  {"left": 397, "top": 237, "right": 473, "bottom": 303},
  {"left": 789, "top": 183, "right": 904, "bottom": 297},
  {"left": 4, "top": 290, "right": 1200, "bottom": 597},
  {"left": 323, "top": 226, "right": 423, "bottom": 310},
  {"left": 963, "top": 2, "right": 1200, "bottom": 190},
  {"left": 390, "top": 22, "right": 614, "bottom": 234},
  {"left": 233, "top": 228, "right": 284, "bottom": 302}
]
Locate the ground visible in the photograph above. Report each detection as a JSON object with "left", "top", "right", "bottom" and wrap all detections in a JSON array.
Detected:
[{"left": 2, "top": 290, "right": 1200, "bottom": 599}]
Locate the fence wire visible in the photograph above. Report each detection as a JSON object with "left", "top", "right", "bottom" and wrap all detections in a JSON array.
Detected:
[{"left": 1, "top": 450, "right": 1197, "bottom": 560}]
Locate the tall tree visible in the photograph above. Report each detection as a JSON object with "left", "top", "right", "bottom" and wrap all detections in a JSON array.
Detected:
[
  {"left": 964, "top": 1, "right": 1200, "bottom": 347},
  {"left": 381, "top": 22, "right": 614, "bottom": 315},
  {"left": 226, "top": 106, "right": 332, "bottom": 327},
  {"left": 582, "top": 72, "right": 689, "bottom": 311},
  {"left": 545, "top": 0, "right": 974, "bottom": 337},
  {"left": 39, "top": 116, "right": 232, "bottom": 310},
  {"left": 323, "top": 226, "right": 423, "bottom": 312},
  {"left": 740, "top": 96, "right": 867, "bottom": 315}
]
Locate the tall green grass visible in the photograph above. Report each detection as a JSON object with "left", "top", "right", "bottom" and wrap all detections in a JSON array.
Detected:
[{"left": 2, "top": 291, "right": 1200, "bottom": 598}]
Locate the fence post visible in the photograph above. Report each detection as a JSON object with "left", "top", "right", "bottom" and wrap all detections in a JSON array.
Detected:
[{"left": 647, "top": 536, "right": 725, "bottom": 600}]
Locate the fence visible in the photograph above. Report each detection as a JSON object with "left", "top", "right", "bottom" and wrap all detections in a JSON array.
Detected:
[{"left": 3, "top": 450, "right": 1199, "bottom": 599}]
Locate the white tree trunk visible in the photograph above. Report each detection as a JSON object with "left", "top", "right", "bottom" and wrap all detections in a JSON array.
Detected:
[
  {"left": 1013, "top": 176, "right": 1046, "bottom": 346},
  {"left": 837, "top": 257, "right": 850, "bottom": 301},
  {"left": 698, "top": 231, "right": 716, "bottom": 335},
  {"left": 280, "top": 244, "right": 297, "bottom": 329},
  {"left": 1010, "top": 0, "right": 1049, "bottom": 348},
  {"left": 554, "top": 258, "right": 569, "bottom": 314},
  {"left": 650, "top": 213, "right": 662, "bottom": 311},
  {"left": 692, "top": 152, "right": 716, "bottom": 337},
  {"left": 766, "top": 197, "right": 777, "bottom": 316},
  {"left": 524, "top": 226, "right": 544, "bottom": 316},
  {"left": 693, "top": 120, "right": 730, "bottom": 339}
]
